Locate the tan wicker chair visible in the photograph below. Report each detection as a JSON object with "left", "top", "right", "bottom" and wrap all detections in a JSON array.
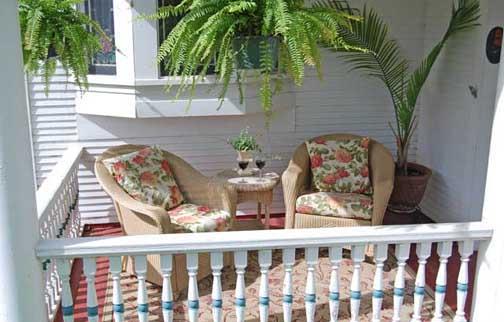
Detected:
[
  {"left": 95, "top": 145, "right": 236, "bottom": 293},
  {"left": 282, "top": 134, "right": 395, "bottom": 229}
]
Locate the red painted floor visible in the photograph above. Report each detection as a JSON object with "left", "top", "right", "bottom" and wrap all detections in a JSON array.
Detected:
[{"left": 55, "top": 212, "right": 474, "bottom": 321}]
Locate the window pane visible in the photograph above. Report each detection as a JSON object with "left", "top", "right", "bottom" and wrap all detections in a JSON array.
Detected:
[
  {"left": 158, "top": 0, "right": 215, "bottom": 76},
  {"left": 85, "top": 0, "right": 116, "bottom": 75}
]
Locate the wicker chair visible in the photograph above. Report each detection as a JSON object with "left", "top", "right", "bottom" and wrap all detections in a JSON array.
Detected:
[
  {"left": 282, "top": 134, "right": 395, "bottom": 229},
  {"left": 95, "top": 145, "right": 236, "bottom": 292}
]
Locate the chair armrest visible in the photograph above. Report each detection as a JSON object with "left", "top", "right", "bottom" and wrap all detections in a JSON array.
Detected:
[
  {"left": 282, "top": 164, "right": 309, "bottom": 229},
  {"left": 115, "top": 194, "right": 173, "bottom": 234},
  {"left": 370, "top": 147, "right": 395, "bottom": 226},
  {"left": 207, "top": 180, "right": 238, "bottom": 219}
]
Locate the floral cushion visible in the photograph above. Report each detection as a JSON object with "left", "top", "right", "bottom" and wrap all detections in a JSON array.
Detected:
[
  {"left": 167, "top": 204, "right": 232, "bottom": 233},
  {"left": 306, "top": 137, "right": 373, "bottom": 195},
  {"left": 102, "top": 146, "right": 184, "bottom": 210},
  {"left": 296, "top": 192, "right": 373, "bottom": 220}
]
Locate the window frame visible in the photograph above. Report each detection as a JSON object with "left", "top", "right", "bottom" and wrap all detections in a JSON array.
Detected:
[{"left": 83, "top": 0, "right": 117, "bottom": 76}]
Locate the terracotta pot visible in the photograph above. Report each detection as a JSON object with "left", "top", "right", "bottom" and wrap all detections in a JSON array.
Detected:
[
  {"left": 237, "top": 150, "right": 253, "bottom": 161},
  {"left": 388, "top": 162, "right": 432, "bottom": 214}
]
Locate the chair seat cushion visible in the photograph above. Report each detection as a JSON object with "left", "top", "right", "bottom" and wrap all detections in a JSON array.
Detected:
[
  {"left": 102, "top": 146, "right": 184, "bottom": 210},
  {"left": 167, "top": 204, "right": 232, "bottom": 233},
  {"left": 296, "top": 192, "right": 373, "bottom": 220}
]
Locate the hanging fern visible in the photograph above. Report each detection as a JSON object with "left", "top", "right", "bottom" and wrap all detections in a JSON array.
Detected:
[
  {"left": 150, "top": 0, "right": 360, "bottom": 126},
  {"left": 19, "top": 0, "right": 110, "bottom": 94}
]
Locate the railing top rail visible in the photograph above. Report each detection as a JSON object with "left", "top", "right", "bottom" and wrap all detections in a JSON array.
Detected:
[
  {"left": 36, "top": 221, "right": 492, "bottom": 259},
  {"left": 36, "top": 143, "right": 83, "bottom": 219}
]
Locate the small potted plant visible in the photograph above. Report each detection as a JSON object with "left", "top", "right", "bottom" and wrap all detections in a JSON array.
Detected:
[{"left": 229, "top": 127, "right": 260, "bottom": 161}]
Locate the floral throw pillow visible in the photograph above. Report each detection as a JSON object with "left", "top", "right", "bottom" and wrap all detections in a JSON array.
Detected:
[
  {"left": 306, "top": 137, "right": 373, "bottom": 195},
  {"left": 102, "top": 146, "right": 184, "bottom": 210}
]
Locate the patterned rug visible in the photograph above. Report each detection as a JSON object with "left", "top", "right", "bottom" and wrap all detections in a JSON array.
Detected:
[{"left": 102, "top": 249, "right": 453, "bottom": 321}]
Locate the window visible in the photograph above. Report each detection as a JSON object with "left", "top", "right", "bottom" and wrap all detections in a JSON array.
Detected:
[
  {"left": 84, "top": 0, "right": 116, "bottom": 75},
  {"left": 158, "top": 0, "right": 215, "bottom": 76}
]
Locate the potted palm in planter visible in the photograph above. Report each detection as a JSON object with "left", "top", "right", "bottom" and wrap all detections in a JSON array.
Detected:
[
  {"left": 332, "top": 0, "right": 481, "bottom": 213},
  {"left": 151, "top": 0, "right": 360, "bottom": 126},
  {"left": 19, "top": 0, "right": 110, "bottom": 93}
]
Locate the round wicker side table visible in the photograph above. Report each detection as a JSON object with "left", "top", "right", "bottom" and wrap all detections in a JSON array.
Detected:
[{"left": 216, "top": 170, "right": 280, "bottom": 229}]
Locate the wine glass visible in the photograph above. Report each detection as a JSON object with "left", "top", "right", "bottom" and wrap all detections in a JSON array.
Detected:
[
  {"left": 238, "top": 160, "right": 249, "bottom": 182},
  {"left": 255, "top": 152, "right": 267, "bottom": 181}
]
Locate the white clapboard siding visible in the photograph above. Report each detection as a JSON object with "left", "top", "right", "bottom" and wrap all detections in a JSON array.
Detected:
[
  {"left": 417, "top": 0, "right": 502, "bottom": 223},
  {"left": 32, "top": 0, "right": 430, "bottom": 223},
  {"left": 28, "top": 67, "right": 78, "bottom": 186}
]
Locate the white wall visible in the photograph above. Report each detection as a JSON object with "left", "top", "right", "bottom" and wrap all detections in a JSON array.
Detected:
[
  {"left": 30, "top": 0, "right": 500, "bottom": 224},
  {"left": 27, "top": 69, "right": 78, "bottom": 186},
  {"left": 417, "top": 0, "right": 503, "bottom": 223}
]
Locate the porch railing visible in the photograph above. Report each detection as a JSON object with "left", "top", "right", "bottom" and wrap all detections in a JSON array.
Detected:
[
  {"left": 36, "top": 221, "right": 492, "bottom": 322},
  {"left": 37, "top": 143, "right": 83, "bottom": 321}
]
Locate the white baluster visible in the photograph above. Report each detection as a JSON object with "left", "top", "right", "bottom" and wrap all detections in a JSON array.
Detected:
[
  {"left": 135, "top": 256, "right": 149, "bottom": 322},
  {"left": 110, "top": 257, "right": 124, "bottom": 322},
  {"left": 372, "top": 244, "right": 388, "bottom": 322},
  {"left": 210, "top": 252, "right": 223, "bottom": 322},
  {"left": 393, "top": 244, "right": 411, "bottom": 322},
  {"left": 43, "top": 265, "right": 52, "bottom": 318},
  {"left": 187, "top": 253, "right": 199, "bottom": 322},
  {"left": 259, "top": 250, "right": 272, "bottom": 322},
  {"left": 305, "top": 247, "right": 319, "bottom": 322},
  {"left": 432, "top": 242, "right": 453, "bottom": 322},
  {"left": 234, "top": 251, "right": 247, "bottom": 322},
  {"left": 329, "top": 247, "right": 342, "bottom": 322},
  {"left": 350, "top": 245, "right": 365, "bottom": 322},
  {"left": 57, "top": 259, "right": 74, "bottom": 322},
  {"left": 282, "top": 248, "right": 295, "bottom": 322},
  {"left": 161, "top": 255, "right": 174, "bottom": 322},
  {"left": 45, "top": 260, "right": 56, "bottom": 318},
  {"left": 411, "top": 243, "right": 432, "bottom": 322},
  {"left": 454, "top": 240, "right": 474, "bottom": 322},
  {"left": 83, "top": 258, "right": 99, "bottom": 322}
]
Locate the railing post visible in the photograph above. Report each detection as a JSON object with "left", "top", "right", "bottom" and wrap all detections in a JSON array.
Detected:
[{"left": 0, "top": 0, "right": 47, "bottom": 320}]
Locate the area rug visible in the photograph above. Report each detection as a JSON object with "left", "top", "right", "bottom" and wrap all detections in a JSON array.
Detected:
[{"left": 102, "top": 249, "right": 453, "bottom": 321}]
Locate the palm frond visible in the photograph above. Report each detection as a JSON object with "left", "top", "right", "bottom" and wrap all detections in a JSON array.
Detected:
[{"left": 328, "top": 0, "right": 480, "bottom": 170}]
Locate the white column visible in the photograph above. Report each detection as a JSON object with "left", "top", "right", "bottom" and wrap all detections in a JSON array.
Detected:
[
  {"left": 473, "top": 38, "right": 504, "bottom": 322},
  {"left": 0, "top": 1, "right": 47, "bottom": 321},
  {"left": 350, "top": 245, "right": 366, "bottom": 322},
  {"left": 258, "top": 250, "right": 272, "bottom": 322},
  {"left": 454, "top": 240, "right": 474, "bottom": 322},
  {"left": 187, "top": 254, "right": 199, "bottom": 322},
  {"left": 282, "top": 248, "right": 295, "bottom": 322},
  {"left": 57, "top": 259, "right": 74, "bottom": 322},
  {"left": 432, "top": 242, "right": 452, "bottom": 322},
  {"left": 305, "top": 247, "right": 319, "bottom": 322},
  {"left": 210, "top": 252, "right": 223, "bottom": 322},
  {"left": 392, "top": 244, "right": 411, "bottom": 322},
  {"left": 83, "top": 258, "right": 99, "bottom": 322},
  {"left": 135, "top": 256, "right": 149, "bottom": 322},
  {"left": 372, "top": 244, "right": 388, "bottom": 322},
  {"left": 329, "top": 247, "right": 342, "bottom": 322},
  {"left": 411, "top": 242, "right": 432, "bottom": 322},
  {"left": 234, "top": 251, "right": 247, "bottom": 322},
  {"left": 161, "top": 255, "right": 174, "bottom": 322},
  {"left": 109, "top": 257, "right": 124, "bottom": 322}
]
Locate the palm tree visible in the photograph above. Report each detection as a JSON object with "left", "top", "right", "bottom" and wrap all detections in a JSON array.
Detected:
[{"left": 324, "top": 0, "right": 481, "bottom": 175}]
